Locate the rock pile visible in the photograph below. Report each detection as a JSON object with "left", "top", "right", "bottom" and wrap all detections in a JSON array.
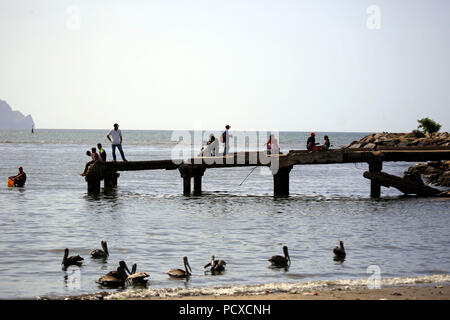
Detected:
[
  {"left": 340, "top": 132, "right": 450, "bottom": 187},
  {"left": 405, "top": 161, "right": 450, "bottom": 187},
  {"left": 341, "top": 132, "right": 450, "bottom": 150}
]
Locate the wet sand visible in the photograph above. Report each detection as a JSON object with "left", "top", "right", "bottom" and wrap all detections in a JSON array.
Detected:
[
  {"left": 140, "top": 285, "right": 450, "bottom": 300},
  {"left": 56, "top": 285, "right": 450, "bottom": 300}
]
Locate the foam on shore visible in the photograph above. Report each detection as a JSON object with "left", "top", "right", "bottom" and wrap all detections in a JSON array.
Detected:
[{"left": 100, "top": 274, "right": 450, "bottom": 300}]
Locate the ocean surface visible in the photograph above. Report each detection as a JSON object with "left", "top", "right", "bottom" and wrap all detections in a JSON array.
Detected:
[{"left": 0, "top": 129, "right": 449, "bottom": 299}]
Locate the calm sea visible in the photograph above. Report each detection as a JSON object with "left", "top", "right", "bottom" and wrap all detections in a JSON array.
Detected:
[{"left": 0, "top": 129, "right": 449, "bottom": 299}]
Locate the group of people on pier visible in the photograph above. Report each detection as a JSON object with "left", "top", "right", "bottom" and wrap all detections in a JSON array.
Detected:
[
  {"left": 7, "top": 124, "right": 332, "bottom": 187},
  {"left": 307, "top": 132, "right": 330, "bottom": 151},
  {"left": 81, "top": 123, "right": 128, "bottom": 176}
]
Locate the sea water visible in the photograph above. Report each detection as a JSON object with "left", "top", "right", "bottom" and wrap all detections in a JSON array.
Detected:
[{"left": 0, "top": 129, "right": 449, "bottom": 299}]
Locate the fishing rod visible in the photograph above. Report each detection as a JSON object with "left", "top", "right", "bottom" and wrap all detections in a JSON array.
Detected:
[{"left": 239, "top": 166, "right": 258, "bottom": 186}]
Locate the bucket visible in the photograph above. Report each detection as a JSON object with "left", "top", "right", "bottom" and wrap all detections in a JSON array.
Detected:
[{"left": 7, "top": 179, "right": 14, "bottom": 187}]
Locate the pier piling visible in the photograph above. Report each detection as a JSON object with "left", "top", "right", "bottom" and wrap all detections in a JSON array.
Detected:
[
  {"left": 104, "top": 171, "right": 119, "bottom": 188},
  {"left": 368, "top": 160, "right": 383, "bottom": 198},
  {"left": 179, "top": 165, "right": 206, "bottom": 195},
  {"left": 273, "top": 165, "right": 293, "bottom": 196}
]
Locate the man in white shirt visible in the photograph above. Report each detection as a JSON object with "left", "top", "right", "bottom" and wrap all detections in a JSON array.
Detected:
[{"left": 107, "top": 123, "right": 128, "bottom": 162}]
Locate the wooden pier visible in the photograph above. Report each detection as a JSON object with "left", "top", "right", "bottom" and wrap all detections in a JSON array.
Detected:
[{"left": 84, "top": 147, "right": 450, "bottom": 198}]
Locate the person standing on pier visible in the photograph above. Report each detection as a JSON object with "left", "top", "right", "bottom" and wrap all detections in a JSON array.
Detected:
[
  {"left": 221, "top": 125, "right": 232, "bottom": 156},
  {"left": 97, "top": 143, "right": 107, "bottom": 162},
  {"left": 107, "top": 123, "right": 128, "bottom": 162}
]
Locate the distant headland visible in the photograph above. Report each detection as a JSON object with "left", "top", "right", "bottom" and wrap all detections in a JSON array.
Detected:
[{"left": 0, "top": 99, "right": 35, "bottom": 130}]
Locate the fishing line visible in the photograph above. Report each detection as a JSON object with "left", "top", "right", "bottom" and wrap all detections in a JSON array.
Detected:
[{"left": 239, "top": 166, "right": 258, "bottom": 186}]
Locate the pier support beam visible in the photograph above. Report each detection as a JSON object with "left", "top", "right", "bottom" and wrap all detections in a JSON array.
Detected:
[
  {"left": 273, "top": 165, "right": 293, "bottom": 196},
  {"left": 179, "top": 165, "right": 206, "bottom": 196},
  {"left": 193, "top": 173, "right": 203, "bottom": 196},
  {"left": 87, "top": 178, "right": 101, "bottom": 193},
  {"left": 104, "top": 171, "right": 119, "bottom": 188},
  {"left": 182, "top": 176, "right": 191, "bottom": 195},
  {"left": 85, "top": 163, "right": 104, "bottom": 193},
  {"left": 368, "top": 160, "right": 383, "bottom": 198}
]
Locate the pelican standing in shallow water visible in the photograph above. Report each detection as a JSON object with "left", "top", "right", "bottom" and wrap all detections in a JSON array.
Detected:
[
  {"left": 90, "top": 240, "right": 109, "bottom": 258},
  {"left": 97, "top": 261, "right": 130, "bottom": 287},
  {"left": 126, "top": 262, "right": 150, "bottom": 284},
  {"left": 268, "top": 246, "right": 291, "bottom": 267},
  {"left": 204, "top": 255, "right": 227, "bottom": 273},
  {"left": 166, "top": 256, "right": 192, "bottom": 278},
  {"left": 333, "top": 240, "right": 346, "bottom": 260},
  {"left": 61, "top": 248, "right": 84, "bottom": 268}
]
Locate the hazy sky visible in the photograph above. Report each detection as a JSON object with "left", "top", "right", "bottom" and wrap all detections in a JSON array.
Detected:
[{"left": 0, "top": 0, "right": 449, "bottom": 131}]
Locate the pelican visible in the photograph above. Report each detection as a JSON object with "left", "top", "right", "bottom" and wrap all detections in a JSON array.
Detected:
[
  {"left": 268, "top": 246, "right": 290, "bottom": 267},
  {"left": 166, "top": 256, "right": 192, "bottom": 278},
  {"left": 90, "top": 240, "right": 109, "bottom": 258},
  {"left": 61, "top": 248, "right": 84, "bottom": 268},
  {"left": 97, "top": 261, "right": 130, "bottom": 287},
  {"left": 333, "top": 240, "right": 346, "bottom": 260},
  {"left": 126, "top": 262, "right": 150, "bottom": 284},
  {"left": 204, "top": 255, "right": 227, "bottom": 273}
]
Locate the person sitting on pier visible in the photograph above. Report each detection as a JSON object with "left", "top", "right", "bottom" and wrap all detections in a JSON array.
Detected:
[
  {"left": 207, "top": 134, "right": 219, "bottom": 156},
  {"left": 9, "top": 166, "right": 27, "bottom": 187},
  {"left": 307, "top": 132, "right": 320, "bottom": 151},
  {"left": 199, "top": 134, "right": 219, "bottom": 157},
  {"left": 81, "top": 147, "right": 100, "bottom": 176},
  {"left": 320, "top": 135, "right": 330, "bottom": 151}
]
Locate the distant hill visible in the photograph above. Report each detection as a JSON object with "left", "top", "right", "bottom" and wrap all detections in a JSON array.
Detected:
[{"left": 0, "top": 99, "right": 35, "bottom": 130}]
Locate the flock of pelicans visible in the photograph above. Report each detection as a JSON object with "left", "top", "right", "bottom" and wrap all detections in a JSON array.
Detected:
[{"left": 62, "top": 240, "right": 347, "bottom": 287}]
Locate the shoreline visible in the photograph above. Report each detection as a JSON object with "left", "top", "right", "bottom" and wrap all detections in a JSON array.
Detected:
[
  {"left": 40, "top": 275, "right": 450, "bottom": 300},
  {"left": 144, "top": 285, "right": 450, "bottom": 300},
  {"left": 43, "top": 284, "right": 450, "bottom": 301}
]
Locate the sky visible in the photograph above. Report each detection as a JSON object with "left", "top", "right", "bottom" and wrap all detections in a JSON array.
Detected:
[{"left": 0, "top": 0, "right": 449, "bottom": 132}]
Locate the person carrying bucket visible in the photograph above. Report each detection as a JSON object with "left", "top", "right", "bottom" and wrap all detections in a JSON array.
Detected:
[{"left": 8, "top": 166, "right": 27, "bottom": 187}]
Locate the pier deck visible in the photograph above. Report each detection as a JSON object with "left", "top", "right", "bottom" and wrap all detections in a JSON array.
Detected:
[{"left": 85, "top": 147, "right": 450, "bottom": 197}]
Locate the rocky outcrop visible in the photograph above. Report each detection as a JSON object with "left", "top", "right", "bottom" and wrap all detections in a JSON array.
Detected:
[
  {"left": 341, "top": 132, "right": 450, "bottom": 150},
  {"left": 341, "top": 132, "right": 450, "bottom": 187},
  {"left": 405, "top": 160, "right": 450, "bottom": 187},
  {"left": 0, "top": 99, "right": 35, "bottom": 130}
]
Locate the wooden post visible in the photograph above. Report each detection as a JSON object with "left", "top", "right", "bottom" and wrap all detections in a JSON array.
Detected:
[
  {"left": 368, "top": 160, "right": 383, "bottom": 198},
  {"left": 363, "top": 171, "right": 441, "bottom": 197},
  {"left": 104, "top": 171, "right": 119, "bottom": 188},
  {"left": 192, "top": 167, "right": 206, "bottom": 196},
  {"left": 273, "top": 165, "right": 293, "bottom": 196},
  {"left": 179, "top": 165, "right": 205, "bottom": 196},
  {"left": 85, "top": 163, "right": 104, "bottom": 193},
  {"left": 87, "top": 178, "right": 101, "bottom": 193},
  {"left": 179, "top": 165, "right": 192, "bottom": 196},
  {"left": 183, "top": 176, "right": 191, "bottom": 195},
  {"left": 193, "top": 175, "right": 202, "bottom": 195}
]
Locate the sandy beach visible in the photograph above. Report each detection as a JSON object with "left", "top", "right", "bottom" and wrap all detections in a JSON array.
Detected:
[
  {"left": 156, "top": 285, "right": 450, "bottom": 300},
  {"left": 55, "top": 284, "right": 450, "bottom": 300}
]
